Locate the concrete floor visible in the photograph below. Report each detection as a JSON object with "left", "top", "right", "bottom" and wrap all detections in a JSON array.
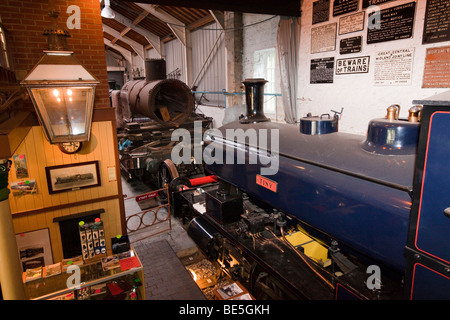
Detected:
[{"left": 121, "top": 177, "right": 206, "bottom": 300}]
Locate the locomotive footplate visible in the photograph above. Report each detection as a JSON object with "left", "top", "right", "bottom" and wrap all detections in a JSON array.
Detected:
[
  {"left": 177, "top": 183, "right": 405, "bottom": 300},
  {"left": 221, "top": 223, "right": 336, "bottom": 300}
]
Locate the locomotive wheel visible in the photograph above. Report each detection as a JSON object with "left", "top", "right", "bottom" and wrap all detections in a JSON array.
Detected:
[
  {"left": 157, "top": 159, "right": 179, "bottom": 201},
  {"left": 169, "top": 176, "right": 191, "bottom": 194},
  {"left": 250, "top": 265, "right": 296, "bottom": 300}
]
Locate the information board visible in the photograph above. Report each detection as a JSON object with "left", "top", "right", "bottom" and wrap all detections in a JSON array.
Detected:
[
  {"left": 422, "top": 46, "right": 450, "bottom": 88},
  {"left": 374, "top": 48, "right": 414, "bottom": 85},
  {"left": 333, "top": 0, "right": 359, "bottom": 17},
  {"left": 339, "top": 11, "right": 365, "bottom": 35},
  {"left": 422, "top": 0, "right": 450, "bottom": 44},
  {"left": 311, "top": 23, "right": 337, "bottom": 53},
  {"left": 367, "top": 2, "right": 415, "bottom": 44},
  {"left": 313, "top": 0, "right": 330, "bottom": 25},
  {"left": 340, "top": 36, "right": 363, "bottom": 54},
  {"left": 310, "top": 57, "right": 335, "bottom": 83},
  {"left": 362, "top": 0, "right": 396, "bottom": 8}
]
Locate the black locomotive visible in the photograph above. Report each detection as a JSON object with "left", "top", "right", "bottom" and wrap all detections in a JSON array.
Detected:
[{"left": 111, "top": 59, "right": 212, "bottom": 189}]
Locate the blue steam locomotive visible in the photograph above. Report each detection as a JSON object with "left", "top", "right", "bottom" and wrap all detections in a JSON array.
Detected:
[{"left": 174, "top": 80, "right": 450, "bottom": 300}]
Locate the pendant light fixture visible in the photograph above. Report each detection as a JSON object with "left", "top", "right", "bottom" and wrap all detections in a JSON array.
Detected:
[{"left": 101, "top": 0, "right": 116, "bottom": 19}]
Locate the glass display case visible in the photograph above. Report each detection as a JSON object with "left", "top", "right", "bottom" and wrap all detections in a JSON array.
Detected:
[{"left": 23, "top": 247, "right": 145, "bottom": 300}]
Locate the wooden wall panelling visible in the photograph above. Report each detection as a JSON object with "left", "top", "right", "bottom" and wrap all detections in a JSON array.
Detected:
[
  {"left": 9, "top": 120, "right": 124, "bottom": 262},
  {"left": 12, "top": 190, "right": 122, "bottom": 262},
  {"left": 9, "top": 121, "right": 119, "bottom": 214}
]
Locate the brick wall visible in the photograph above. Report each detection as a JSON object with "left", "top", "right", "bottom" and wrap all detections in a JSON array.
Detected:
[{"left": 0, "top": 0, "right": 110, "bottom": 108}]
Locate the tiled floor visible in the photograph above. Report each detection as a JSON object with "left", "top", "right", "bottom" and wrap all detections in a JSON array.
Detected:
[
  {"left": 121, "top": 178, "right": 206, "bottom": 300},
  {"left": 133, "top": 239, "right": 205, "bottom": 300}
]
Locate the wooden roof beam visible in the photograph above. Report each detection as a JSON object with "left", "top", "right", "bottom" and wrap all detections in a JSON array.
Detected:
[
  {"left": 103, "top": 25, "right": 145, "bottom": 60},
  {"left": 104, "top": 38, "right": 133, "bottom": 65},
  {"left": 133, "top": 2, "right": 187, "bottom": 46},
  {"left": 110, "top": 9, "right": 164, "bottom": 57},
  {"left": 209, "top": 10, "right": 224, "bottom": 29},
  {"left": 133, "top": 2, "right": 192, "bottom": 85}
]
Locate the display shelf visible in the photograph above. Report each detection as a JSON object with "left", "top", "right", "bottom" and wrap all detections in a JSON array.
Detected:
[{"left": 23, "top": 246, "right": 145, "bottom": 300}]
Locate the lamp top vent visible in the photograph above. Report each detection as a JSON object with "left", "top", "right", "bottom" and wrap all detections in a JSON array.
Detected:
[{"left": 42, "top": 10, "right": 70, "bottom": 51}]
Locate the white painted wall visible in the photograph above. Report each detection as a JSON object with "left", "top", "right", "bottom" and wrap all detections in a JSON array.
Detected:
[
  {"left": 242, "top": 14, "right": 285, "bottom": 122},
  {"left": 198, "top": 14, "right": 287, "bottom": 128},
  {"left": 298, "top": 0, "right": 450, "bottom": 135}
]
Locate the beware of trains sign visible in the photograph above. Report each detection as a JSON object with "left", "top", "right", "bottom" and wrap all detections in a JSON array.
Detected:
[{"left": 336, "top": 56, "right": 370, "bottom": 75}]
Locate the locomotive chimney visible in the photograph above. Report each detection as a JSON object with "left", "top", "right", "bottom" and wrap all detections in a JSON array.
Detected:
[
  {"left": 145, "top": 58, "right": 166, "bottom": 82},
  {"left": 240, "top": 78, "right": 270, "bottom": 124}
]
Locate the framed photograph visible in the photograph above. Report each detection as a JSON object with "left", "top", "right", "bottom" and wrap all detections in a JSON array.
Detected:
[{"left": 45, "top": 161, "right": 101, "bottom": 194}]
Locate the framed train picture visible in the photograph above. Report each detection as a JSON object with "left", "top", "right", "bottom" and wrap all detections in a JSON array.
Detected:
[{"left": 45, "top": 161, "right": 101, "bottom": 194}]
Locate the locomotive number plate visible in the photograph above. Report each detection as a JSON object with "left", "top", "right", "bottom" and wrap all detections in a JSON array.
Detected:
[{"left": 256, "top": 175, "right": 278, "bottom": 193}]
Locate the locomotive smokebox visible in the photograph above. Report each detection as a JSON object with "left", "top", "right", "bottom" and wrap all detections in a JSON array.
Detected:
[
  {"left": 240, "top": 78, "right": 270, "bottom": 124},
  {"left": 134, "top": 78, "right": 193, "bottom": 127},
  {"left": 118, "top": 59, "right": 193, "bottom": 127}
]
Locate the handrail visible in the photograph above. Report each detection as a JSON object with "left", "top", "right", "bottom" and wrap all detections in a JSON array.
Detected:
[
  {"left": 192, "top": 89, "right": 281, "bottom": 108},
  {"left": 124, "top": 186, "right": 172, "bottom": 241}
]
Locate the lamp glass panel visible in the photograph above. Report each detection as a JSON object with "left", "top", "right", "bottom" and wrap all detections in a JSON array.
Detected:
[{"left": 30, "top": 86, "right": 93, "bottom": 139}]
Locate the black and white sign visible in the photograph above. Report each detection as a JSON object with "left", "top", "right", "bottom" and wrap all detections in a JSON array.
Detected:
[
  {"left": 313, "top": 0, "right": 330, "bottom": 25},
  {"left": 310, "top": 57, "right": 335, "bottom": 83},
  {"left": 339, "top": 11, "right": 365, "bottom": 35},
  {"left": 333, "top": 0, "right": 359, "bottom": 17},
  {"left": 311, "top": 23, "right": 337, "bottom": 53},
  {"left": 367, "top": 2, "right": 415, "bottom": 44},
  {"left": 336, "top": 56, "right": 370, "bottom": 75},
  {"left": 362, "top": 0, "right": 396, "bottom": 9},
  {"left": 423, "top": 0, "right": 450, "bottom": 44},
  {"left": 374, "top": 48, "right": 414, "bottom": 85},
  {"left": 340, "top": 36, "right": 363, "bottom": 54}
]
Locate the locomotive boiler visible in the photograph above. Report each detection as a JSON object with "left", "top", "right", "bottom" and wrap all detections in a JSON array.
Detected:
[
  {"left": 173, "top": 79, "right": 450, "bottom": 300},
  {"left": 111, "top": 59, "right": 212, "bottom": 186}
]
